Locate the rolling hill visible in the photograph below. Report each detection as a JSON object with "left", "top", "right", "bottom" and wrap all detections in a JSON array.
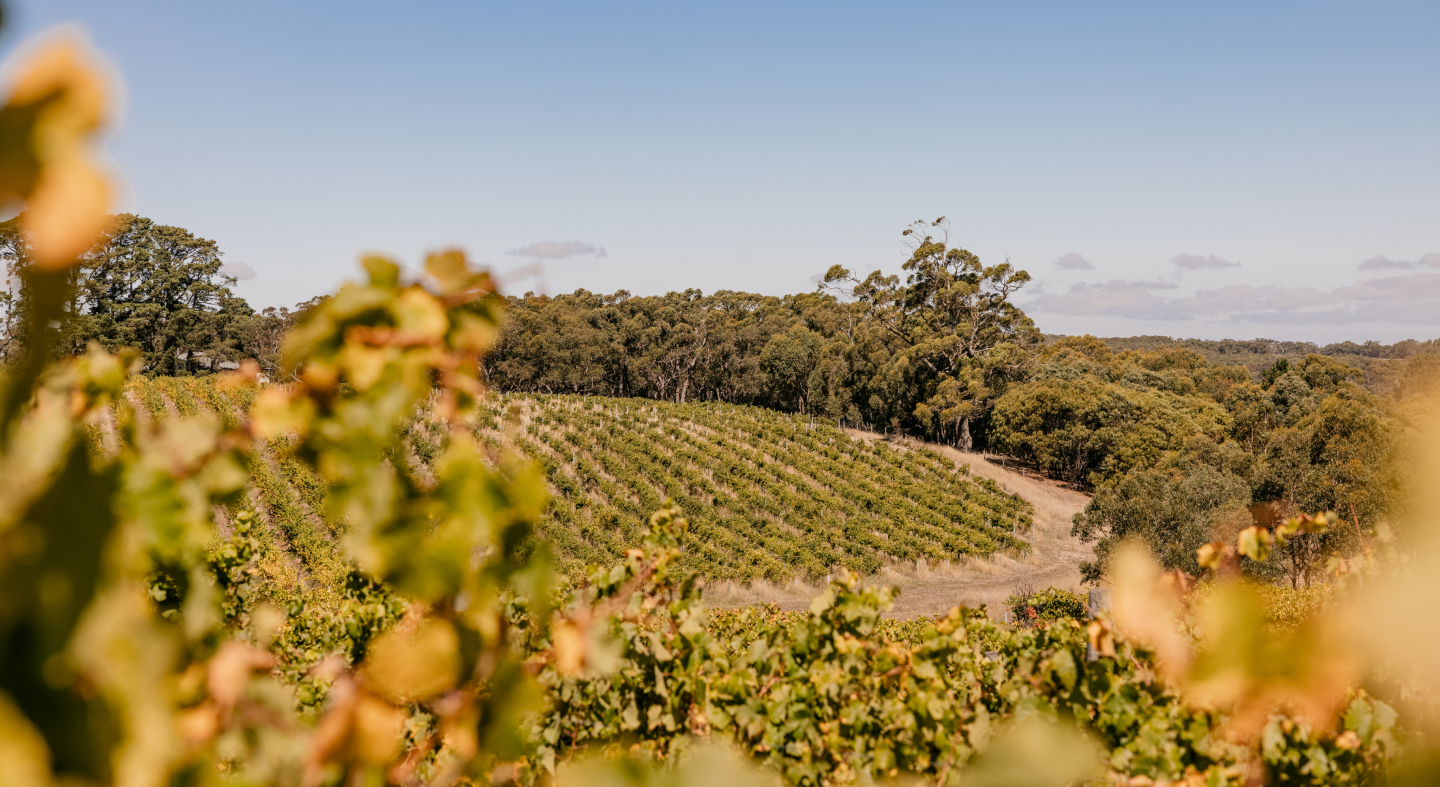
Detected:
[{"left": 118, "top": 377, "right": 1034, "bottom": 588}]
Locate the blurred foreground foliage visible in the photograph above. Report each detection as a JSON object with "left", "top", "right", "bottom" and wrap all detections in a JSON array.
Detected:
[{"left": 1, "top": 23, "right": 1439, "bottom": 787}]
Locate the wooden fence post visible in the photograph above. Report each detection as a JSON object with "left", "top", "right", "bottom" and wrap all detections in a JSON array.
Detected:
[{"left": 1086, "top": 588, "right": 1112, "bottom": 662}]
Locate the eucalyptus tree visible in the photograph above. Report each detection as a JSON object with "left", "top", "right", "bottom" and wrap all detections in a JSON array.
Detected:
[{"left": 820, "top": 217, "right": 1041, "bottom": 447}]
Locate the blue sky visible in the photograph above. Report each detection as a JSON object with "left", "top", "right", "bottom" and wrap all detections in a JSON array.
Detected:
[{"left": 11, "top": 1, "right": 1440, "bottom": 342}]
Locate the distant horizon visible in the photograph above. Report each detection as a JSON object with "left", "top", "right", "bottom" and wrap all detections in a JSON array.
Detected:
[{"left": 1075, "top": 334, "right": 1439, "bottom": 351}]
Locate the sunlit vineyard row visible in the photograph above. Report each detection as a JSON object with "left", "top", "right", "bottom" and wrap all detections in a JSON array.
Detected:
[
  {"left": 115, "top": 376, "right": 1032, "bottom": 586},
  {"left": 459, "top": 394, "right": 1031, "bottom": 580}
]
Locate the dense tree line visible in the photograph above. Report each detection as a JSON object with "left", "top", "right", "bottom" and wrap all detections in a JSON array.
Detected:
[
  {"left": 1098, "top": 334, "right": 1440, "bottom": 382},
  {"left": 487, "top": 219, "right": 1038, "bottom": 448},
  {"left": 988, "top": 335, "right": 1411, "bottom": 586},
  {"left": 0, "top": 213, "right": 316, "bottom": 375},
  {"left": 1102, "top": 334, "right": 1440, "bottom": 360}
]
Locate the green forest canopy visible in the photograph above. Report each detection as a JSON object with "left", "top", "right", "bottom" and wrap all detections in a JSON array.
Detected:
[{"left": 991, "top": 337, "right": 1423, "bottom": 584}]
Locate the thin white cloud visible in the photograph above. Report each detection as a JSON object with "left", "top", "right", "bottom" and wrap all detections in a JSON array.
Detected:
[
  {"left": 221, "top": 260, "right": 257, "bottom": 281},
  {"left": 1052, "top": 252, "right": 1094, "bottom": 270},
  {"left": 1356, "top": 253, "right": 1440, "bottom": 270},
  {"left": 1358, "top": 255, "right": 1411, "bottom": 270},
  {"left": 506, "top": 240, "right": 608, "bottom": 260},
  {"left": 1169, "top": 253, "right": 1240, "bottom": 270},
  {"left": 1171, "top": 285, "right": 1334, "bottom": 317}
]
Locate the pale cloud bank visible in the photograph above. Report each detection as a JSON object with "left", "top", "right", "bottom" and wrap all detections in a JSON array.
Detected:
[
  {"left": 1025, "top": 279, "right": 1178, "bottom": 321},
  {"left": 506, "top": 240, "right": 608, "bottom": 260},
  {"left": 1025, "top": 250, "right": 1440, "bottom": 328},
  {"left": 1025, "top": 271, "right": 1440, "bottom": 326}
]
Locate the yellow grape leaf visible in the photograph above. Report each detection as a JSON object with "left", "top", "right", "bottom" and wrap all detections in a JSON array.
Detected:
[
  {"left": 364, "top": 618, "right": 460, "bottom": 703},
  {"left": 338, "top": 341, "right": 389, "bottom": 391},
  {"left": 352, "top": 695, "right": 407, "bottom": 765},
  {"left": 1111, "top": 541, "right": 1190, "bottom": 681},
  {"left": 1284, "top": 512, "right": 1333, "bottom": 535},
  {"left": 553, "top": 620, "right": 586, "bottom": 676},
  {"left": 1353, "top": 409, "right": 1440, "bottom": 736},
  {"left": 206, "top": 641, "right": 274, "bottom": 714},
  {"left": 1188, "top": 582, "right": 1360, "bottom": 735},
  {"left": 424, "top": 248, "right": 480, "bottom": 294},
  {"left": 26, "top": 158, "right": 108, "bottom": 268},
  {"left": 249, "top": 387, "right": 313, "bottom": 441},
  {"left": 0, "top": 693, "right": 51, "bottom": 787},
  {"left": 1196, "top": 541, "right": 1225, "bottom": 570},
  {"left": 451, "top": 311, "right": 499, "bottom": 355},
  {"left": 959, "top": 718, "right": 1102, "bottom": 787},
  {"left": 1086, "top": 619, "right": 1115, "bottom": 659},
  {"left": 393, "top": 287, "right": 449, "bottom": 341},
  {"left": 1237, "top": 525, "right": 1271, "bottom": 562},
  {"left": 0, "top": 33, "right": 114, "bottom": 269}
]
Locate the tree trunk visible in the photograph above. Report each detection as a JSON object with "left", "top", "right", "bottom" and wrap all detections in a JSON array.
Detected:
[{"left": 958, "top": 418, "right": 973, "bottom": 451}]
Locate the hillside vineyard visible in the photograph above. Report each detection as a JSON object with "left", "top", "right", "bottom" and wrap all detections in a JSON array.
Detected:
[
  {"left": 120, "top": 375, "right": 1031, "bottom": 586},
  {"left": 478, "top": 395, "right": 1033, "bottom": 579}
]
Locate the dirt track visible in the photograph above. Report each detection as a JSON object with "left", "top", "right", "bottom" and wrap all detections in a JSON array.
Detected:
[{"left": 704, "top": 429, "right": 1095, "bottom": 619}]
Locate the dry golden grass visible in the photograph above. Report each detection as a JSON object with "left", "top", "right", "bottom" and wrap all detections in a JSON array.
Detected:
[{"left": 705, "top": 429, "right": 1094, "bottom": 619}]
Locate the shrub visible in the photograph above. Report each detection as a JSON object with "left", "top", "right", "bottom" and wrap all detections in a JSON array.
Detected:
[{"left": 1005, "top": 585, "right": 1088, "bottom": 625}]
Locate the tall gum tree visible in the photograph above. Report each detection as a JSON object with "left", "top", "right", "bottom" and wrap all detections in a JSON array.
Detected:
[{"left": 821, "top": 217, "right": 1040, "bottom": 448}]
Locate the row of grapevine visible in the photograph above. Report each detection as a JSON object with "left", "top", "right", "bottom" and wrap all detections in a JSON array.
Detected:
[
  {"left": 97, "top": 381, "right": 1036, "bottom": 585},
  {"left": 531, "top": 509, "right": 1397, "bottom": 787},
  {"left": 465, "top": 393, "right": 1033, "bottom": 581},
  {"left": 112, "top": 375, "right": 350, "bottom": 603}
]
